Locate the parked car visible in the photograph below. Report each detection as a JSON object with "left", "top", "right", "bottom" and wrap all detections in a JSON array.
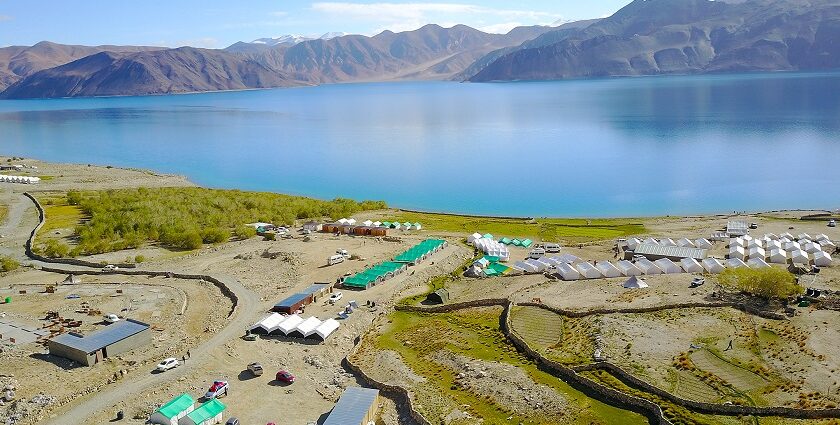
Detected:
[
  {"left": 247, "top": 362, "right": 263, "bottom": 377},
  {"left": 156, "top": 358, "right": 179, "bottom": 372},
  {"left": 830, "top": 220, "right": 837, "bottom": 228},
  {"left": 204, "top": 381, "right": 229, "bottom": 399},
  {"left": 225, "top": 418, "right": 240, "bottom": 425},
  {"left": 541, "top": 243, "right": 562, "bottom": 253},
  {"left": 104, "top": 313, "right": 121, "bottom": 323},
  {"left": 328, "top": 254, "right": 345, "bottom": 266},
  {"left": 101, "top": 264, "right": 118, "bottom": 271},
  {"left": 275, "top": 370, "right": 295, "bottom": 384},
  {"left": 328, "top": 292, "right": 343, "bottom": 304},
  {"left": 336, "top": 249, "right": 349, "bottom": 258},
  {"left": 243, "top": 332, "right": 257, "bottom": 341}
]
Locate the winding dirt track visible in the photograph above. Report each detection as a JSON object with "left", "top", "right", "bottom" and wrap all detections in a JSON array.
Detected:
[{"left": 4, "top": 192, "right": 261, "bottom": 424}]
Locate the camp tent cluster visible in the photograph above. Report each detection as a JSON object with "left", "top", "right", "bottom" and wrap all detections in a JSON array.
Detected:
[
  {"left": 468, "top": 233, "right": 511, "bottom": 261},
  {"left": 341, "top": 239, "right": 447, "bottom": 290},
  {"left": 0, "top": 175, "right": 40, "bottom": 184},
  {"left": 626, "top": 237, "right": 713, "bottom": 251},
  {"left": 249, "top": 313, "right": 341, "bottom": 341},
  {"left": 348, "top": 219, "right": 422, "bottom": 230},
  {"left": 727, "top": 233, "right": 834, "bottom": 267},
  {"left": 149, "top": 394, "right": 225, "bottom": 425},
  {"left": 498, "top": 237, "right": 533, "bottom": 248},
  {"left": 466, "top": 255, "right": 512, "bottom": 277}
]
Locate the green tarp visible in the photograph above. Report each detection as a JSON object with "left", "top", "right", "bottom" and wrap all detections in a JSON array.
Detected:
[
  {"left": 483, "top": 255, "right": 500, "bottom": 263},
  {"left": 483, "top": 233, "right": 494, "bottom": 240},
  {"left": 499, "top": 238, "right": 512, "bottom": 245},
  {"left": 186, "top": 399, "right": 225, "bottom": 424},
  {"left": 157, "top": 393, "right": 195, "bottom": 419},
  {"left": 511, "top": 239, "right": 522, "bottom": 246},
  {"left": 486, "top": 262, "right": 510, "bottom": 275},
  {"left": 521, "top": 239, "right": 533, "bottom": 248}
]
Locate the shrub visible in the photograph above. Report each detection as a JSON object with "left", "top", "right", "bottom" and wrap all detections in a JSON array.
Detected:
[
  {"left": 263, "top": 232, "right": 276, "bottom": 241},
  {"left": 134, "top": 255, "right": 145, "bottom": 263},
  {"left": 234, "top": 225, "right": 256, "bottom": 240},
  {"left": 0, "top": 256, "right": 19, "bottom": 272},
  {"left": 718, "top": 267, "right": 802, "bottom": 301},
  {"left": 201, "top": 227, "right": 229, "bottom": 244},
  {"left": 41, "top": 239, "right": 70, "bottom": 258}
]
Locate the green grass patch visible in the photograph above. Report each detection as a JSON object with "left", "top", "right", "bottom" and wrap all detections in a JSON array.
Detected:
[
  {"left": 390, "top": 211, "right": 645, "bottom": 243},
  {"left": 0, "top": 205, "right": 7, "bottom": 223},
  {"left": 371, "top": 308, "right": 647, "bottom": 424},
  {"left": 41, "top": 204, "right": 86, "bottom": 233},
  {"left": 48, "top": 187, "right": 386, "bottom": 255}
]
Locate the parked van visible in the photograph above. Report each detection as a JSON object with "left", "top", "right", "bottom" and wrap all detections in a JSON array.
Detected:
[
  {"left": 542, "top": 243, "right": 561, "bottom": 253},
  {"left": 328, "top": 254, "right": 345, "bottom": 266},
  {"left": 528, "top": 248, "right": 546, "bottom": 259},
  {"left": 336, "top": 249, "right": 350, "bottom": 258}
]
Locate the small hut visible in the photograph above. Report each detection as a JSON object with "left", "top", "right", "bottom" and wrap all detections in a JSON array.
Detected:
[
  {"left": 425, "top": 288, "right": 449, "bottom": 305},
  {"left": 61, "top": 274, "right": 81, "bottom": 285}
]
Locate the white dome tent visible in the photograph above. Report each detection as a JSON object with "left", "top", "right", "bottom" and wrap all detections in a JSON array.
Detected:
[
  {"left": 768, "top": 249, "right": 787, "bottom": 264},
  {"left": 702, "top": 258, "right": 726, "bottom": 274},
  {"left": 726, "top": 258, "right": 748, "bottom": 269},
  {"left": 694, "top": 238, "right": 713, "bottom": 249},
  {"left": 747, "top": 258, "right": 770, "bottom": 269},
  {"left": 575, "top": 262, "right": 603, "bottom": 279},
  {"left": 635, "top": 258, "right": 663, "bottom": 275},
  {"left": 729, "top": 246, "right": 746, "bottom": 261},
  {"left": 803, "top": 242, "right": 822, "bottom": 254},
  {"left": 616, "top": 260, "right": 643, "bottom": 277},
  {"left": 623, "top": 276, "right": 649, "bottom": 289},
  {"left": 555, "top": 263, "right": 581, "bottom": 281},
  {"left": 654, "top": 258, "right": 682, "bottom": 274},
  {"left": 814, "top": 251, "right": 833, "bottom": 267},
  {"left": 680, "top": 258, "right": 704, "bottom": 273},
  {"left": 789, "top": 249, "right": 810, "bottom": 265},
  {"left": 596, "top": 261, "right": 623, "bottom": 278},
  {"left": 747, "top": 246, "right": 766, "bottom": 260},
  {"left": 677, "top": 238, "right": 696, "bottom": 248}
]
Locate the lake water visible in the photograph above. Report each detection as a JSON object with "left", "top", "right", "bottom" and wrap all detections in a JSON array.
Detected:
[{"left": 2, "top": 72, "right": 840, "bottom": 217}]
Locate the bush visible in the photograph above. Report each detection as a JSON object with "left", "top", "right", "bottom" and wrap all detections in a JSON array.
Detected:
[
  {"left": 134, "top": 255, "right": 145, "bottom": 263},
  {"left": 234, "top": 225, "right": 256, "bottom": 240},
  {"left": 263, "top": 232, "right": 276, "bottom": 241},
  {"left": 67, "top": 187, "right": 385, "bottom": 253},
  {"left": 718, "top": 267, "right": 802, "bottom": 301},
  {"left": 0, "top": 256, "right": 19, "bottom": 272},
  {"left": 41, "top": 239, "right": 70, "bottom": 258}
]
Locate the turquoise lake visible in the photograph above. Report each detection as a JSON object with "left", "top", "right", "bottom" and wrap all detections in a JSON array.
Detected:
[{"left": 2, "top": 72, "right": 840, "bottom": 217}]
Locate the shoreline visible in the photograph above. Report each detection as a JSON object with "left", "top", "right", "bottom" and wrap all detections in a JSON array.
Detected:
[{"left": 3, "top": 155, "right": 835, "bottom": 221}]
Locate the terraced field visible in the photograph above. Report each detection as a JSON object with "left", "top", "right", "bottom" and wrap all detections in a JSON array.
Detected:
[
  {"left": 690, "top": 349, "right": 768, "bottom": 392},
  {"left": 672, "top": 370, "right": 722, "bottom": 403},
  {"left": 510, "top": 305, "right": 564, "bottom": 348}
]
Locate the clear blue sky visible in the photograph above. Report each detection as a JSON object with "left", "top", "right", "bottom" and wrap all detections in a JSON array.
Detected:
[{"left": 0, "top": 0, "right": 630, "bottom": 48}]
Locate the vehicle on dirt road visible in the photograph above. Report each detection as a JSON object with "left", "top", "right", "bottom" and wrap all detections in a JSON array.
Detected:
[
  {"left": 247, "top": 362, "right": 263, "bottom": 377},
  {"left": 204, "top": 380, "right": 229, "bottom": 399},
  {"left": 156, "top": 358, "right": 179, "bottom": 372},
  {"left": 275, "top": 370, "right": 295, "bottom": 384},
  {"left": 104, "top": 313, "right": 121, "bottom": 323},
  {"left": 225, "top": 418, "right": 240, "bottom": 425},
  {"left": 101, "top": 264, "right": 119, "bottom": 271},
  {"left": 328, "top": 292, "right": 343, "bottom": 304}
]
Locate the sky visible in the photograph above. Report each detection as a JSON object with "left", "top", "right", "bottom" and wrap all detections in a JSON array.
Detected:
[{"left": 0, "top": 0, "right": 629, "bottom": 48}]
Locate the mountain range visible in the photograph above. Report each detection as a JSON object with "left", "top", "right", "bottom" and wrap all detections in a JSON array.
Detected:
[{"left": 2, "top": 0, "right": 839, "bottom": 99}]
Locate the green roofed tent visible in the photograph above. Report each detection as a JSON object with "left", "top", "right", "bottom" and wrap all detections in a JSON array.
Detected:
[
  {"left": 181, "top": 399, "right": 225, "bottom": 425},
  {"left": 511, "top": 239, "right": 522, "bottom": 246},
  {"left": 521, "top": 239, "right": 533, "bottom": 248},
  {"left": 149, "top": 393, "right": 195, "bottom": 425},
  {"left": 499, "top": 238, "right": 511, "bottom": 245},
  {"left": 483, "top": 255, "right": 500, "bottom": 263},
  {"left": 382, "top": 221, "right": 391, "bottom": 227},
  {"left": 483, "top": 233, "right": 493, "bottom": 240},
  {"left": 487, "top": 262, "right": 510, "bottom": 275}
]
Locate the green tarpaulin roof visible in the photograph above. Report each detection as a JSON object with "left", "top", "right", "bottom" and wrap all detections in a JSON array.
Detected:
[
  {"left": 487, "top": 263, "right": 510, "bottom": 275},
  {"left": 521, "top": 239, "right": 533, "bottom": 248},
  {"left": 483, "top": 255, "right": 500, "bottom": 263},
  {"left": 499, "top": 238, "right": 511, "bottom": 244},
  {"left": 483, "top": 233, "right": 493, "bottom": 240},
  {"left": 186, "top": 399, "right": 225, "bottom": 424},
  {"left": 511, "top": 239, "right": 522, "bottom": 246},
  {"left": 157, "top": 393, "right": 195, "bottom": 419}
]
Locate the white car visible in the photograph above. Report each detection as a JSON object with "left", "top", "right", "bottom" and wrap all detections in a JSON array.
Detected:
[
  {"left": 102, "top": 264, "right": 119, "bottom": 271},
  {"left": 156, "top": 357, "right": 179, "bottom": 372},
  {"left": 104, "top": 314, "right": 121, "bottom": 323},
  {"left": 328, "top": 292, "right": 343, "bottom": 304}
]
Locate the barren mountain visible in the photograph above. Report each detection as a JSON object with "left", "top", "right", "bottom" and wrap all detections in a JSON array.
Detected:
[{"left": 468, "top": 0, "right": 840, "bottom": 81}]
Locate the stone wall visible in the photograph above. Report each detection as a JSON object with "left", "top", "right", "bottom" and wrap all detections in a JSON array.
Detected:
[
  {"left": 23, "top": 192, "right": 136, "bottom": 269},
  {"left": 517, "top": 300, "right": 786, "bottom": 321},
  {"left": 395, "top": 298, "right": 509, "bottom": 313}
]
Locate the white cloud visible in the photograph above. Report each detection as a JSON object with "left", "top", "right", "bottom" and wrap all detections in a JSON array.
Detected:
[
  {"left": 479, "top": 22, "right": 524, "bottom": 34},
  {"left": 173, "top": 37, "right": 220, "bottom": 48},
  {"left": 311, "top": 2, "right": 561, "bottom": 34},
  {"left": 0, "top": 15, "right": 13, "bottom": 22}
]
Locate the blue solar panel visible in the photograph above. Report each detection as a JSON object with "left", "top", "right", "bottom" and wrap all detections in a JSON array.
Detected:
[{"left": 50, "top": 319, "right": 149, "bottom": 353}]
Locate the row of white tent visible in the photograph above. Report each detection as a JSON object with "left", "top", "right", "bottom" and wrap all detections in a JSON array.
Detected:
[
  {"left": 548, "top": 256, "right": 797, "bottom": 281},
  {"left": 627, "top": 237, "right": 713, "bottom": 250},
  {"left": 0, "top": 175, "right": 40, "bottom": 184},
  {"left": 730, "top": 235, "right": 836, "bottom": 252},
  {"left": 336, "top": 218, "right": 422, "bottom": 230},
  {"left": 469, "top": 234, "right": 510, "bottom": 261},
  {"left": 512, "top": 254, "right": 582, "bottom": 273},
  {"left": 249, "top": 313, "right": 340, "bottom": 341},
  {"left": 728, "top": 245, "right": 832, "bottom": 266}
]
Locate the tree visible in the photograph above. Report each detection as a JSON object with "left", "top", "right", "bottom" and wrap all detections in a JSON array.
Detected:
[
  {"left": 234, "top": 225, "right": 256, "bottom": 240},
  {"left": 41, "top": 239, "right": 70, "bottom": 258},
  {"left": 0, "top": 256, "right": 19, "bottom": 272},
  {"left": 718, "top": 267, "right": 802, "bottom": 301}
]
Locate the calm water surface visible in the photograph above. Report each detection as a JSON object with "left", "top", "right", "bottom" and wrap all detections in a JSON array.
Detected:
[{"left": 2, "top": 73, "right": 840, "bottom": 216}]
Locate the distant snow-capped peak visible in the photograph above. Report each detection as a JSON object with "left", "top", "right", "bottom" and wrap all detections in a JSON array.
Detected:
[{"left": 250, "top": 35, "right": 313, "bottom": 46}]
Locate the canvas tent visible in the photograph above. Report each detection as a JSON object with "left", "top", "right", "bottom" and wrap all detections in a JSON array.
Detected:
[
  {"left": 467, "top": 233, "right": 483, "bottom": 243},
  {"left": 676, "top": 238, "right": 696, "bottom": 248},
  {"left": 797, "top": 233, "right": 813, "bottom": 242},
  {"left": 635, "top": 259, "right": 663, "bottom": 275},
  {"left": 291, "top": 316, "right": 323, "bottom": 338},
  {"left": 729, "top": 238, "right": 745, "bottom": 248},
  {"left": 616, "top": 260, "right": 643, "bottom": 276},
  {"left": 765, "top": 240, "right": 782, "bottom": 251},
  {"left": 803, "top": 242, "right": 822, "bottom": 254},
  {"left": 747, "top": 246, "right": 766, "bottom": 260},
  {"left": 250, "top": 313, "right": 286, "bottom": 334},
  {"left": 726, "top": 258, "right": 748, "bottom": 269},
  {"left": 275, "top": 314, "right": 304, "bottom": 335},
  {"left": 555, "top": 263, "right": 581, "bottom": 281},
  {"left": 179, "top": 399, "right": 224, "bottom": 425},
  {"left": 814, "top": 251, "right": 833, "bottom": 267},
  {"left": 626, "top": 238, "right": 642, "bottom": 250},
  {"left": 623, "top": 276, "right": 649, "bottom": 289},
  {"left": 659, "top": 238, "right": 677, "bottom": 246},
  {"left": 789, "top": 249, "right": 809, "bottom": 264},
  {"left": 654, "top": 258, "right": 682, "bottom": 274},
  {"left": 596, "top": 261, "right": 623, "bottom": 278},
  {"left": 643, "top": 237, "right": 659, "bottom": 245},
  {"left": 149, "top": 393, "right": 195, "bottom": 425},
  {"left": 576, "top": 262, "right": 603, "bottom": 279},
  {"left": 702, "top": 258, "right": 726, "bottom": 274},
  {"left": 62, "top": 274, "right": 81, "bottom": 285},
  {"left": 747, "top": 258, "right": 770, "bottom": 269},
  {"left": 784, "top": 241, "right": 801, "bottom": 251},
  {"left": 514, "top": 261, "right": 539, "bottom": 274},
  {"left": 768, "top": 248, "right": 787, "bottom": 264},
  {"left": 312, "top": 319, "right": 340, "bottom": 340},
  {"left": 680, "top": 258, "right": 704, "bottom": 273},
  {"left": 728, "top": 246, "right": 746, "bottom": 261},
  {"left": 694, "top": 238, "right": 713, "bottom": 249}
]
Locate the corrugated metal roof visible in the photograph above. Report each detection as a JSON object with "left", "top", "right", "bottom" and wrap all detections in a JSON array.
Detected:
[
  {"left": 633, "top": 243, "right": 707, "bottom": 260},
  {"left": 273, "top": 293, "right": 310, "bottom": 309},
  {"left": 323, "top": 387, "right": 379, "bottom": 425},
  {"left": 301, "top": 284, "right": 331, "bottom": 295},
  {"left": 50, "top": 319, "right": 149, "bottom": 354}
]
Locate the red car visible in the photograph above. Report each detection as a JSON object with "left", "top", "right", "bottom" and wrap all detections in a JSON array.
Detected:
[{"left": 275, "top": 370, "right": 295, "bottom": 383}]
